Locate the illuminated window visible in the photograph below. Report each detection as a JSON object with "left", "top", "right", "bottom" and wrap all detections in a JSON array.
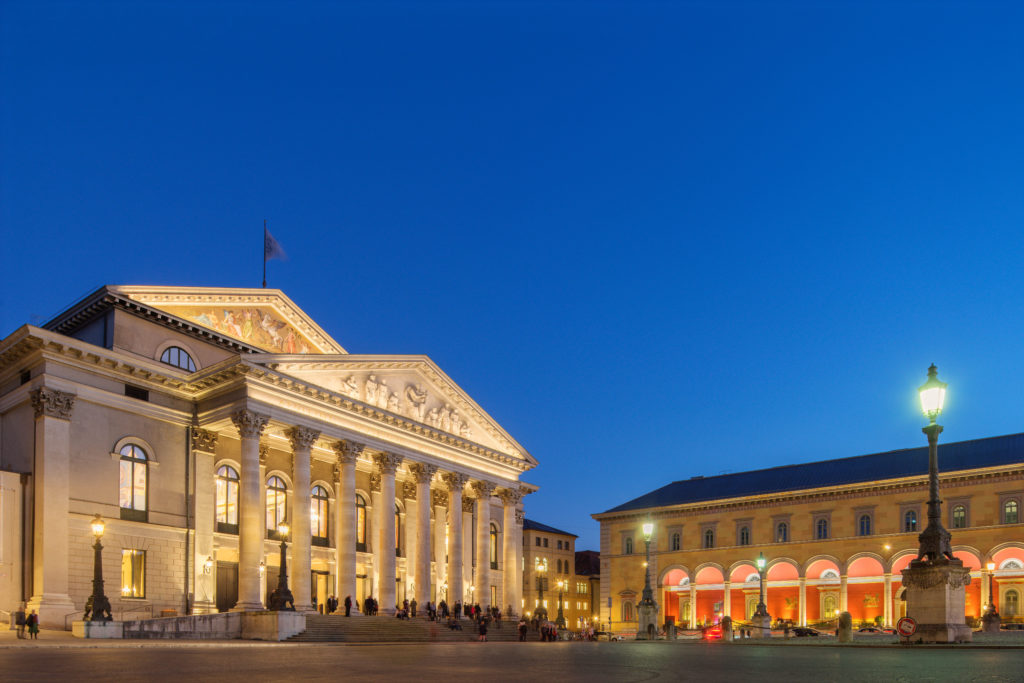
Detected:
[
  {"left": 776, "top": 522, "right": 788, "bottom": 543},
  {"left": 119, "top": 444, "right": 148, "bottom": 522},
  {"left": 311, "top": 485, "right": 329, "bottom": 546},
  {"left": 490, "top": 523, "right": 499, "bottom": 569},
  {"left": 815, "top": 518, "right": 829, "bottom": 540},
  {"left": 703, "top": 529, "right": 714, "bottom": 549},
  {"left": 1004, "top": 500, "right": 1020, "bottom": 525},
  {"left": 1005, "top": 589, "right": 1020, "bottom": 617},
  {"left": 266, "top": 475, "right": 288, "bottom": 537},
  {"left": 215, "top": 465, "right": 239, "bottom": 533},
  {"left": 121, "top": 549, "right": 145, "bottom": 598},
  {"left": 952, "top": 505, "right": 966, "bottom": 529},
  {"left": 159, "top": 346, "right": 196, "bottom": 372},
  {"left": 356, "top": 494, "right": 367, "bottom": 551},
  {"left": 858, "top": 514, "right": 872, "bottom": 536},
  {"left": 671, "top": 532, "right": 681, "bottom": 551},
  {"left": 739, "top": 526, "right": 751, "bottom": 546},
  {"left": 904, "top": 510, "right": 918, "bottom": 532},
  {"left": 622, "top": 601, "right": 634, "bottom": 622}
]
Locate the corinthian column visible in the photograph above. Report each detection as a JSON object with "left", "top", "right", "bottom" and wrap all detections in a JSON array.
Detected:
[
  {"left": 498, "top": 487, "right": 523, "bottom": 615},
  {"left": 287, "top": 426, "right": 320, "bottom": 612},
  {"left": 409, "top": 463, "right": 438, "bottom": 610},
  {"left": 231, "top": 409, "right": 269, "bottom": 610},
  {"left": 472, "top": 481, "right": 495, "bottom": 607},
  {"left": 374, "top": 451, "right": 403, "bottom": 614},
  {"left": 334, "top": 440, "right": 362, "bottom": 607},
  {"left": 442, "top": 471, "right": 469, "bottom": 607},
  {"left": 432, "top": 489, "right": 448, "bottom": 599},
  {"left": 27, "top": 388, "right": 76, "bottom": 629}
]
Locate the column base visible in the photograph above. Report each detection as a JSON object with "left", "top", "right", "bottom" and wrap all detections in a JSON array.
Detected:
[
  {"left": 192, "top": 600, "right": 217, "bottom": 615},
  {"left": 28, "top": 593, "right": 77, "bottom": 630},
  {"left": 982, "top": 613, "right": 1002, "bottom": 633},
  {"left": 902, "top": 560, "right": 973, "bottom": 644},
  {"left": 637, "top": 603, "right": 658, "bottom": 640},
  {"left": 749, "top": 614, "right": 771, "bottom": 639},
  {"left": 230, "top": 601, "right": 266, "bottom": 612}
]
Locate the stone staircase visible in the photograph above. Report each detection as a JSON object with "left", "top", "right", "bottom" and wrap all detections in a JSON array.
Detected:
[{"left": 287, "top": 615, "right": 523, "bottom": 643}]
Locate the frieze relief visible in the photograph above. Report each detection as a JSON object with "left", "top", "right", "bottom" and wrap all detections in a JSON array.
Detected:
[
  {"left": 31, "top": 387, "right": 75, "bottom": 420},
  {"left": 191, "top": 428, "right": 219, "bottom": 453},
  {"left": 901, "top": 565, "right": 973, "bottom": 590}
]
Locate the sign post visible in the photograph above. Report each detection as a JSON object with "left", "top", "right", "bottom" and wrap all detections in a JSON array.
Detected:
[{"left": 896, "top": 616, "right": 917, "bottom": 644}]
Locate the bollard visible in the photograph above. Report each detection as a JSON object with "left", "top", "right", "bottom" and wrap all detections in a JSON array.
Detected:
[
  {"left": 838, "top": 612, "right": 853, "bottom": 643},
  {"left": 721, "top": 616, "right": 733, "bottom": 642}
]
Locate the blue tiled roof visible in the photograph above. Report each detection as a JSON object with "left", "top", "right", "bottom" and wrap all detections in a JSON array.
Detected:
[
  {"left": 523, "top": 518, "right": 578, "bottom": 537},
  {"left": 601, "top": 432, "right": 1024, "bottom": 515}
]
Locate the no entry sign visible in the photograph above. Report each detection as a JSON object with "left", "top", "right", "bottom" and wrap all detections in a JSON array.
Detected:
[{"left": 896, "top": 617, "right": 917, "bottom": 637}]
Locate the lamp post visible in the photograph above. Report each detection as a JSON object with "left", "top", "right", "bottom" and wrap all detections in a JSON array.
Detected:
[
  {"left": 636, "top": 521, "right": 658, "bottom": 639},
  {"left": 640, "top": 522, "right": 654, "bottom": 606},
  {"left": 556, "top": 579, "right": 566, "bottom": 629},
  {"left": 268, "top": 523, "right": 295, "bottom": 611},
  {"left": 535, "top": 558, "right": 548, "bottom": 621},
  {"left": 986, "top": 562, "right": 998, "bottom": 615},
  {"left": 754, "top": 552, "right": 768, "bottom": 618},
  {"left": 916, "top": 364, "right": 954, "bottom": 562},
  {"left": 87, "top": 514, "right": 112, "bottom": 622}
]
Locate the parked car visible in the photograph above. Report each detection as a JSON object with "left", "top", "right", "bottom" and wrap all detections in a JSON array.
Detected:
[
  {"left": 792, "top": 627, "right": 820, "bottom": 637},
  {"left": 703, "top": 625, "right": 723, "bottom": 641},
  {"left": 858, "top": 627, "right": 881, "bottom": 633}
]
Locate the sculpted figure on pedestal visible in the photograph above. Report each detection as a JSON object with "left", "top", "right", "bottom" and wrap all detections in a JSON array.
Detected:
[
  {"left": 364, "top": 374, "right": 379, "bottom": 405},
  {"left": 405, "top": 383, "right": 428, "bottom": 421},
  {"left": 426, "top": 408, "right": 440, "bottom": 428},
  {"left": 378, "top": 379, "right": 391, "bottom": 408},
  {"left": 439, "top": 405, "right": 452, "bottom": 432},
  {"left": 387, "top": 392, "right": 401, "bottom": 413}
]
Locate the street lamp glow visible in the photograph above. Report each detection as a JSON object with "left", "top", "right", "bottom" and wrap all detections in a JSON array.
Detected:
[
  {"left": 918, "top": 364, "right": 947, "bottom": 423},
  {"left": 278, "top": 523, "right": 290, "bottom": 538},
  {"left": 91, "top": 514, "right": 105, "bottom": 538},
  {"left": 987, "top": 562, "right": 996, "bottom": 571},
  {"left": 756, "top": 552, "right": 766, "bottom": 570},
  {"left": 642, "top": 522, "right": 654, "bottom": 541}
]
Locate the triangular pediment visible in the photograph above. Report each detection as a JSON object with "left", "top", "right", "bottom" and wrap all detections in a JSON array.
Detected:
[
  {"left": 258, "top": 354, "right": 535, "bottom": 465},
  {"left": 111, "top": 286, "right": 345, "bottom": 355}
]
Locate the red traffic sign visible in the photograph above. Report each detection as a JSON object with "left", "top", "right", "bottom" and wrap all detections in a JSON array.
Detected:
[{"left": 896, "top": 617, "right": 917, "bottom": 637}]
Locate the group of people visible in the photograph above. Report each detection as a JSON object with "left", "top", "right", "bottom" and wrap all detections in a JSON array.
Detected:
[
  {"left": 323, "top": 595, "right": 354, "bottom": 617},
  {"left": 13, "top": 604, "right": 40, "bottom": 640}
]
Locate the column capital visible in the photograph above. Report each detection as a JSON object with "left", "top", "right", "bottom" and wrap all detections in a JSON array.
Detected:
[
  {"left": 431, "top": 489, "right": 448, "bottom": 508},
  {"left": 497, "top": 487, "right": 523, "bottom": 505},
  {"left": 372, "top": 451, "right": 403, "bottom": 475},
  {"left": 333, "top": 439, "right": 365, "bottom": 465},
  {"left": 471, "top": 480, "right": 496, "bottom": 499},
  {"left": 286, "top": 425, "right": 321, "bottom": 452},
  {"left": 231, "top": 409, "right": 269, "bottom": 439},
  {"left": 407, "top": 462, "right": 439, "bottom": 484},
  {"left": 191, "top": 428, "right": 219, "bottom": 454},
  {"left": 441, "top": 471, "right": 470, "bottom": 492},
  {"left": 462, "top": 497, "right": 476, "bottom": 513},
  {"left": 30, "top": 387, "right": 75, "bottom": 420}
]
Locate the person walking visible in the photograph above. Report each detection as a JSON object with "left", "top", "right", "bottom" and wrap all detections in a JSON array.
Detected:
[
  {"left": 478, "top": 616, "right": 488, "bottom": 642},
  {"left": 26, "top": 610, "right": 39, "bottom": 640},
  {"left": 344, "top": 595, "right": 352, "bottom": 617},
  {"left": 518, "top": 618, "right": 528, "bottom": 642},
  {"left": 14, "top": 603, "right": 26, "bottom": 639}
]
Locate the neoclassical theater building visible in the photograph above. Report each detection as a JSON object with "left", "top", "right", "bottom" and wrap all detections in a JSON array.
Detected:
[
  {"left": 0, "top": 285, "right": 535, "bottom": 628},
  {"left": 593, "top": 435, "right": 1024, "bottom": 634}
]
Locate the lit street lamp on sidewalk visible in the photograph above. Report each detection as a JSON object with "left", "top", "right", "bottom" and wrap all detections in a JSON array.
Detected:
[
  {"left": 637, "top": 521, "right": 658, "bottom": 639},
  {"left": 534, "top": 558, "right": 548, "bottom": 622},
  {"left": 86, "top": 514, "right": 112, "bottom": 622},
  {"left": 750, "top": 552, "right": 770, "bottom": 638},
  {"left": 555, "top": 579, "right": 566, "bottom": 629},
  {"left": 982, "top": 561, "right": 1001, "bottom": 632}
]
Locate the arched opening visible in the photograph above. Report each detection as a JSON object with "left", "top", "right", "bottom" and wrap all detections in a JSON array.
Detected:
[
  {"left": 694, "top": 566, "right": 724, "bottom": 627},
  {"left": 215, "top": 465, "right": 239, "bottom": 534},
  {"left": 846, "top": 556, "right": 885, "bottom": 624}
]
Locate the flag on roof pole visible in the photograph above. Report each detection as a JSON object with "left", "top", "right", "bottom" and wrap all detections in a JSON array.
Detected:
[{"left": 263, "top": 220, "right": 287, "bottom": 288}]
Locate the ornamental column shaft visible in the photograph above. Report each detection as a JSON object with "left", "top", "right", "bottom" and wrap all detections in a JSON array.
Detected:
[
  {"left": 27, "top": 388, "right": 77, "bottom": 629},
  {"left": 374, "top": 452, "right": 403, "bottom": 614},
  {"left": 840, "top": 574, "right": 848, "bottom": 613},
  {"left": 333, "top": 441, "right": 361, "bottom": 606},
  {"left": 432, "top": 490, "right": 448, "bottom": 599},
  {"left": 231, "top": 409, "right": 268, "bottom": 610},
  {"left": 442, "top": 472, "right": 469, "bottom": 607},
  {"left": 883, "top": 574, "right": 892, "bottom": 627},
  {"left": 472, "top": 481, "right": 495, "bottom": 607},
  {"left": 499, "top": 488, "right": 523, "bottom": 615},
  {"left": 723, "top": 581, "right": 731, "bottom": 618},
  {"left": 409, "top": 464, "right": 438, "bottom": 609},
  {"left": 287, "top": 426, "right": 319, "bottom": 612},
  {"left": 798, "top": 577, "right": 807, "bottom": 627}
]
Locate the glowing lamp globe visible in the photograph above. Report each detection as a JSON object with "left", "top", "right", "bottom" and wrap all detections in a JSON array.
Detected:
[
  {"left": 90, "top": 514, "right": 105, "bottom": 538},
  {"left": 642, "top": 522, "right": 654, "bottom": 541},
  {"left": 918, "top": 364, "right": 947, "bottom": 423},
  {"left": 987, "top": 562, "right": 996, "bottom": 572},
  {"left": 756, "top": 552, "right": 766, "bottom": 570},
  {"left": 278, "top": 523, "right": 290, "bottom": 539}
]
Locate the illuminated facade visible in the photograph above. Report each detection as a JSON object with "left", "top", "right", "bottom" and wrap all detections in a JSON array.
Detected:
[
  {"left": 0, "top": 285, "right": 535, "bottom": 628},
  {"left": 522, "top": 520, "right": 599, "bottom": 629},
  {"left": 593, "top": 435, "right": 1024, "bottom": 634}
]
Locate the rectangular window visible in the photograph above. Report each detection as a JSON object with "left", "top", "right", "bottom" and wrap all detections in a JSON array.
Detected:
[
  {"left": 535, "top": 537, "right": 540, "bottom": 547},
  {"left": 543, "top": 538, "right": 549, "bottom": 548},
  {"left": 557, "top": 540, "right": 562, "bottom": 549},
  {"left": 121, "top": 549, "right": 145, "bottom": 598},
  {"left": 124, "top": 385, "right": 149, "bottom": 401}
]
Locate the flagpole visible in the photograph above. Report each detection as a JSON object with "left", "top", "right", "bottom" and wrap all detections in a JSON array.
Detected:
[{"left": 262, "top": 219, "right": 267, "bottom": 288}]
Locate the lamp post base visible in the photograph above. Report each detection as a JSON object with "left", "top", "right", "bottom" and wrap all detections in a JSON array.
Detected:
[
  {"left": 637, "top": 602, "right": 658, "bottom": 640},
  {"left": 981, "top": 611, "right": 1002, "bottom": 633},
  {"left": 749, "top": 614, "right": 771, "bottom": 639},
  {"left": 901, "top": 559, "right": 973, "bottom": 644}
]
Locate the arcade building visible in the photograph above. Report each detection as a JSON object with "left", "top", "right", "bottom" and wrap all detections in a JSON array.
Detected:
[
  {"left": 593, "top": 435, "right": 1024, "bottom": 634},
  {"left": 0, "top": 285, "right": 535, "bottom": 628}
]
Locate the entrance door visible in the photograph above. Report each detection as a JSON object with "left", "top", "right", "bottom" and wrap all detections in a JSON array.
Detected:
[
  {"left": 313, "top": 571, "right": 329, "bottom": 613},
  {"left": 265, "top": 567, "right": 280, "bottom": 608},
  {"left": 216, "top": 562, "right": 238, "bottom": 613},
  {"left": 356, "top": 574, "right": 369, "bottom": 609}
]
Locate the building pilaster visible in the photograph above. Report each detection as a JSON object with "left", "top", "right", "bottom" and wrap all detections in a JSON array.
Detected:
[
  {"left": 798, "top": 577, "right": 807, "bottom": 627},
  {"left": 883, "top": 573, "right": 893, "bottom": 627},
  {"left": 499, "top": 487, "right": 523, "bottom": 615},
  {"left": 191, "top": 428, "right": 218, "bottom": 614},
  {"left": 840, "top": 574, "right": 848, "bottom": 613}
]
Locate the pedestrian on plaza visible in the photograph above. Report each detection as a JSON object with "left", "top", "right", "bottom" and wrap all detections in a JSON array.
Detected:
[
  {"left": 26, "top": 610, "right": 39, "bottom": 639},
  {"left": 410, "top": 598, "right": 418, "bottom": 618},
  {"left": 518, "top": 619, "right": 528, "bottom": 641},
  {"left": 453, "top": 601, "right": 461, "bottom": 620},
  {"left": 478, "top": 616, "right": 488, "bottom": 642},
  {"left": 344, "top": 595, "right": 352, "bottom": 617},
  {"left": 14, "top": 603, "right": 26, "bottom": 639}
]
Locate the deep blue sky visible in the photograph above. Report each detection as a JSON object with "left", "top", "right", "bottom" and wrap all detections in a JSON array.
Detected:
[{"left": 3, "top": 1, "right": 1023, "bottom": 550}]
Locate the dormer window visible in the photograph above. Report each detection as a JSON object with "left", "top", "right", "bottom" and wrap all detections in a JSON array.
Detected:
[{"left": 160, "top": 346, "right": 197, "bottom": 372}]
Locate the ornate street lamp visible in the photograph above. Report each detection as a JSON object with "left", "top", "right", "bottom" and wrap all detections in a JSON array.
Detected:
[
  {"left": 555, "top": 579, "right": 567, "bottom": 629},
  {"left": 640, "top": 522, "right": 654, "bottom": 607},
  {"left": 754, "top": 552, "right": 768, "bottom": 618},
  {"left": 986, "top": 562, "right": 999, "bottom": 615},
  {"left": 535, "top": 558, "right": 548, "bottom": 621},
  {"left": 268, "top": 523, "right": 295, "bottom": 611},
  {"left": 636, "top": 521, "right": 658, "bottom": 639},
  {"left": 916, "top": 364, "right": 954, "bottom": 562},
  {"left": 86, "top": 514, "right": 112, "bottom": 622}
]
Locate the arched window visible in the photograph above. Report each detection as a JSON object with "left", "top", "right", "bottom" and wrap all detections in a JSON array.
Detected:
[
  {"left": 622, "top": 601, "right": 634, "bottom": 622},
  {"left": 119, "top": 443, "right": 148, "bottom": 521},
  {"left": 1004, "top": 589, "right": 1019, "bottom": 617},
  {"left": 490, "top": 523, "right": 499, "bottom": 569},
  {"left": 355, "top": 495, "right": 367, "bottom": 552},
  {"left": 816, "top": 518, "right": 829, "bottom": 540},
  {"left": 776, "top": 522, "right": 788, "bottom": 543},
  {"left": 266, "top": 475, "right": 288, "bottom": 537},
  {"left": 739, "top": 526, "right": 750, "bottom": 546},
  {"left": 703, "top": 529, "right": 714, "bottom": 549},
  {"left": 159, "top": 346, "right": 197, "bottom": 372},
  {"left": 858, "top": 514, "right": 872, "bottom": 536},
  {"left": 904, "top": 510, "right": 918, "bottom": 532},
  {"left": 671, "top": 532, "right": 681, "bottom": 551},
  {"left": 952, "top": 505, "right": 966, "bottom": 529},
  {"left": 311, "top": 485, "right": 329, "bottom": 546},
  {"left": 215, "top": 465, "right": 239, "bottom": 533},
  {"left": 624, "top": 537, "right": 633, "bottom": 555},
  {"left": 395, "top": 504, "right": 402, "bottom": 556},
  {"left": 1005, "top": 500, "right": 1020, "bottom": 524}
]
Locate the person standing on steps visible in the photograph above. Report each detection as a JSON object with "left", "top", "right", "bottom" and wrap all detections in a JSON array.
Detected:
[
  {"left": 478, "top": 616, "right": 488, "bottom": 642},
  {"left": 344, "top": 595, "right": 352, "bottom": 617},
  {"left": 26, "top": 610, "right": 39, "bottom": 640}
]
